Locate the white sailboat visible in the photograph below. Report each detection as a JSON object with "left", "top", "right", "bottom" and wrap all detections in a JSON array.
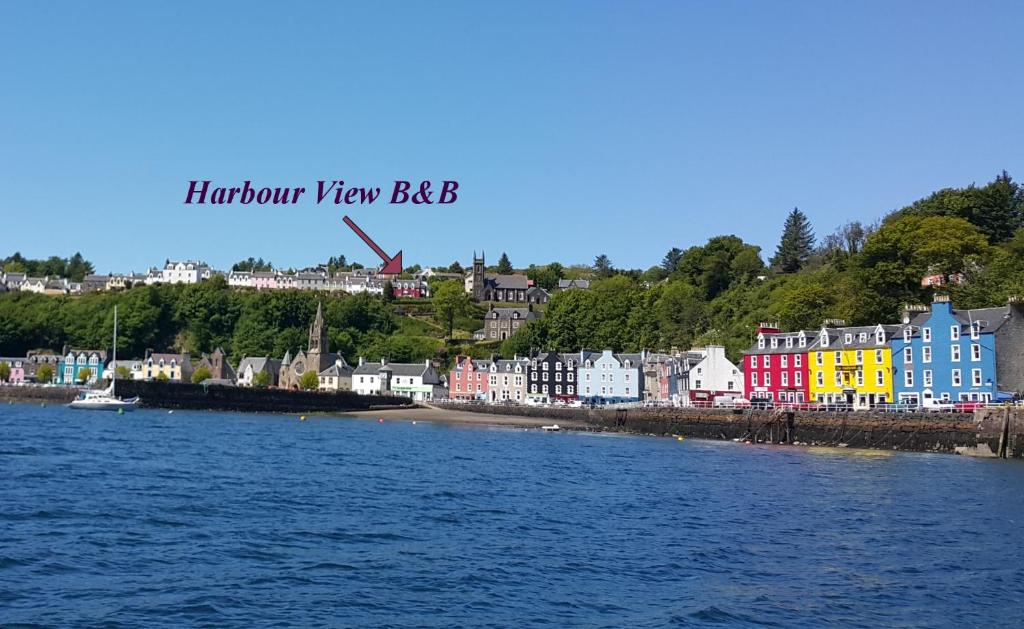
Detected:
[{"left": 68, "top": 306, "right": 139, "bottom": 411}]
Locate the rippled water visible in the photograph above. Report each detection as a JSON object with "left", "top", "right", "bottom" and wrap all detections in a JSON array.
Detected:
[{"left": 2, "top": 404, "right": 1023, "bottom": 627}]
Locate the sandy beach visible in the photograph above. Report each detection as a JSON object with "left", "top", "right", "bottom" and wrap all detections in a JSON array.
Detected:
[{"left": 336, "top": 405, "right": 589, "bottom": 429}]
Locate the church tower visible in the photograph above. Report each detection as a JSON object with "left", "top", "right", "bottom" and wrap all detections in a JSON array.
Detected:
[
  {"left": 308, "top": 301, "right": 328, "bottom": 356},
  {"left": 472, "top": 251, "right": 485, "bottom": 302}
]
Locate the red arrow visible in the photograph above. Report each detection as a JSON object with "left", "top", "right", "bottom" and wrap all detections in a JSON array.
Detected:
[{"left": 342, "top": 215, "right": 403, "bottom": 275}]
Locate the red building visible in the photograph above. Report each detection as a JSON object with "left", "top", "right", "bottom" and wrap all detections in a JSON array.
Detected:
[
  {"left": 392, "top": 279, "right": 430, "bottom": 299},
  {"left": 742, "top": 323, "right": 816, "bottom": 405},
  {"left": 448, "top": 356, "right": 491, "bottom": 400}
]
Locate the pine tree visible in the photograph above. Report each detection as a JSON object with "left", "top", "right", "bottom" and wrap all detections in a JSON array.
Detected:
[
  {"left": 496, "top": 252, "right": 513, "bottom": 274},
  {"left": 771, "top": 207, "right": 815, "bottom": 273}
]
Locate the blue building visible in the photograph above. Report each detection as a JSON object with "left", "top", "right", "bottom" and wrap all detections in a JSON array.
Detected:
[
  {"left": 891, "top": 296, "right": 1020, "bottom": 406},
  {"left": 577, "top": 349, "right": 645, "bottom": 404},
  {"left": 57, "top": 348, "right": 107, "bottom": 385}
]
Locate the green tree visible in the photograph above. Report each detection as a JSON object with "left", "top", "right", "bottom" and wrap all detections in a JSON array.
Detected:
[
  {"left": 657, "top": 281, "right": 706, "bottom": 349},
  {"left": 252, "top": 370, "right": 270, "bottom": 389},
  {"left": 77, "top": 367, "right": 92, "bottom": 384},
  {"left": 0, "top": 362, "right": 10, "bottom": 382},
  {"left": 661, "top": 248, "right": 683, "bottom": 273},
  {"left": 115, "top": 366, "right": 130, "bottom": 380},
  {"left": 299, "top": 371, "right": 319, "bottom": 390},
  {"left": 890, "top": 171, "right": 1022, "bottom": 244},
  {"left": 191, "top": 366, "right": 212, "bottom": 383},
  {"left": 496, "top": 253, "right": 513, "bottom": 274},
  {"left": 593, "top": 254, "right": 613, "bottom": 279},
  {"left": 432, "top": 281, "right": 471, "bottom": 339},
  {"left": 771, "top": 207, "right": 815, "bottom": 273},
  {"left": 36, "top": 364, "right": 53, "bottom": 384},
  {"left": 155, "top": 371, "right": 170, "bottom": 382}
]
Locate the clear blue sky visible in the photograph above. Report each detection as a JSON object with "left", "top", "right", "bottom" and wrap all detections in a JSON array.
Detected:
[{"left": 2, "top": 1, "right": 1021, "bottom": 274}]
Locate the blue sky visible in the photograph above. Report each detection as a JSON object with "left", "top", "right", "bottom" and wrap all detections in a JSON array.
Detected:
[{"left": 1, "top": 2, "right": 1021, "bottom": 274}]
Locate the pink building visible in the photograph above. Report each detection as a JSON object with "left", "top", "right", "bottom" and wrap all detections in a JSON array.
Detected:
[
  {"left": 449, "top": 355, "right": 491, "bottom": 400},
  {"left": 0, "top": 357, "right": 26, "bottom": 384},
  {"left": 252, "top": 271, "right": 278, "bottom": 290}
]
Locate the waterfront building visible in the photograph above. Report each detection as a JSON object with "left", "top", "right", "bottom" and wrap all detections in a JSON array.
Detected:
[
  {"left": 391, "top": 278, "right": 430, "bottom": 299},
  {"left": 143, "top": 351, "right": 193, "bottom": 382},
  {"left": 577, "top": 350, "right": 644, "bottom": 405},
  {"left": 743, "top": 324, "right": 815, "bottom": 405},
  {"left": 807, "top": 321, "right": 900, "bottom": 408},
  {"left": 194, "top": 347, "right": 236, "bottom": 381},
  {"left": 483, "top": 305, "right": 540, "bottom": 341},
  {"left": 352, "top": 358, "right": 442, "bottom": 401},
  {"left": 892, "top": 296, "right": 1024, "bottom": 405},
  {"left": 488, "top": 357, "right": 530, "bottom": 403},
  {"left": 57, "top": 348, "right": 107, "bottom": 385},
  {"left": 107, "top": 359, "right": 145, "bottom": 380},
  {"left": 236, "top": 356, "right": 281, "bottom": 387},
  {"left": 317, "top": 357, "right": 354, "bottom": 392},
  {"left": 0, "top": 357, "right": 26, "bottom": 384},
  {"left": 449, "top": 355, "right": 491, "bottom": 400},
  {"left": 642, "top": 352, "right": 683, "bottom": 404},
  {"left": 24, "top": 351, "right": 60, "bottom": 383},
  {"left": 526, "top": 352, "right": 578, "bottom": 402},
  {"left": 682, "top": 346, "right": 743, "bottom": 405}
]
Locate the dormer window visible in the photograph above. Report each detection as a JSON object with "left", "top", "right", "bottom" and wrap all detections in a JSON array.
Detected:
[
  {"left": 785, "top": 337, "right": 793, "bottom": 348},
  {"left": 844, "top": 334, "right": 852, "bottom": 344},
  {"left": 820, "top": 332, "right": 828, "bottom": 347},
  {"left": 876, "top": 330, "right": 884, "bottom": 344},
  {"left": 757, "top": 336, "right": 765, "bottom": 349},
  {"left": 798, "top": 335, "right": 806, "bottom": 348},
  {"left": 624, "top": 360, "right": 631, "bottom": 368},
  {"left": 513, "top": 312, "right": 519, "bottom": 319},
  {"left": 585, "top": 360, "right": 591, "bottom": 368},
  {"left": 970, "top": 322, "right": 980, "bottom": 339},
  {"left": 770, "top": 338, "right": 778, "bottom": 348},
  {"left": 904, "top": 327, "right": 912, "bottom": 342},
  {"left": 858, "top": 333, "right": 867, "bottom": 343}
]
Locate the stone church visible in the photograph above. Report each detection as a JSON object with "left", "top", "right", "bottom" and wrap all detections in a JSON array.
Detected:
[{"left": 278, "top": 302, "right": 349, "bottom": 389}]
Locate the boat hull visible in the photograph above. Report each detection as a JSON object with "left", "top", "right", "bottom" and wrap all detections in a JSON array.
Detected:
[{"left": 68, "top": 397, "right": 139, "bottom": 411}]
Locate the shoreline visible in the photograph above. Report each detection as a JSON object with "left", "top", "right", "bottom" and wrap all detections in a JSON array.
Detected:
[{"left": 336, "top": 406, "right": 590, "bottom": 429}]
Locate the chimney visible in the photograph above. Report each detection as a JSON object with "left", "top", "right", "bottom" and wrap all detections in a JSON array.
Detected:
[
  {"left": 358, "top": 357, "right": 364, "bottom": 366},
  {"left": 822, "top": 318, "right": 846, "bottom": 328},
  {"left": 380, "top": 357, "right": 387, "bottom": 367},
  {"left": 425, "top": 359, "right": 430, "bottom": 368},
  {"left": 934, "top": 294, "right": 951, "bottom": 303},
  {"left": 756, "top": 321, "right": 780, "bottom": 334}
]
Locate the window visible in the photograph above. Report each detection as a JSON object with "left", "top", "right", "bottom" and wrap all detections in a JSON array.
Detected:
[
  {"left": 904, "top": 327, "right": 912, "bottom": 342},
  {"left": 763, "top": 355, "right": 770, "bottom": 368},
  {"left": 542, "top": 372, "right": 548, "bottom": 382},
  {"left": 859, "top": 333, "right": 867, "bottom": 343},
  {"left": 971, "top": 344, "right": 981, "bottom": 361},
  {"left": 904, "top": 347, "right": 913, "bottom": 363},
  {"left": 875, "top": 330, "right": 884, "bottom": 344},
  {"left": 757, "top": 337, "right": 765, "bottom": 349},
  {"left": 844, "top": 334, "right": 852, "bottom": 344},
  {"left": 951, "top": 345, "right": 960, "bottom": 362},
  {"left": 781, "top": 355, "right": 788, "bottom": 368},
  {"left": 764, "top": 373, "right": 771, "bottom": 387},
  {"left": 542, "top": 385, "right": 548, "bottom": 394},
  {"left": 555, "top": 372, "right": 562, "bottom": 382},
  {"left": 798, "top": 335, "right": 806, "bottom": 348},
  {"left": 951, "top": 325, "right": 960, "bottom": 341},
  {"left": 875, "top": 349, "right": 883, "bottom": 363},
  {"left": 923, "top": 370, "right": 932, "bottom": 387},
  {"left": 905, "top": 371, "right": 914, "bottom": 387},
  {"left": 922, "top": 347, "right": 932, "bottom": 363},
  {"left": 834, "top": 372, "right": 842, "bottom": 386},
  {"left": 856, "top": 350, "right": 863, "bottom": 364},
  {"left": 694, "top": 380, "right": 702, "bottom": 389},
  {"left": 856, "top": 370, "right": 864, "bottom": 387},
  {"left": 876, "top": 370, "right": 884, "bottom": 386},
  {"left": 834, "top": 351, "right": 842, "bottom": 365},
  {"left": 786, "top": 337, "right": 793, "bottom": 348},
  {"left": 770, "top": 338, "right": 778, "bottom": 348},
  {"left": 456, "top": 383, "right": 462, "bottom": 392},
  {"left": 555, "top": 385, "right": 562, "bottom": 395},
  {"left": 781, "top": 372, "right": 788, "bottom": 387},
  {"left": 970, "top": 322, "right": 980, "bottom": 339},
  {"left": 751, "top": 373, "right": 758, "bottom": 387},
  {"left": 750, "top": 356, "right": 756, "bottom": 368},
  {"left": 568, "top": 385, "right": 574, "bottom": 394},
  {"left": 816, "top": 352, "right": 823, "bottom": 366},
  {"left": 794, "top": 354, "right": 802, "bottom": 367},
  {"left": 951, "top": 369, "right": 961, "bottom": 387},
  {"left": 972, "top": 369, "right": 982, "bottom": 387},
  {"left": 816, "top": 372, "right": 824, "bottom": 387},
  {"left": 795, "top": 372, "right": 802, "bottom": 386},
  {"left": 624, "top": 374, "right": 630, "bottom": 382},
  {"left": 923, "top": 327, "right": 931, "bottom": 342}
]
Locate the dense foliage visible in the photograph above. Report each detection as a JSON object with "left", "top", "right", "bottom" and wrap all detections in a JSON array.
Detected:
[{"left": 2, "top": 252, "right": 94, "bottom": 282}]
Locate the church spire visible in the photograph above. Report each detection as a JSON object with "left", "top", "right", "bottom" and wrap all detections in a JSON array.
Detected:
[{"left": 308, "top": 301, "right": 327, "bottom": 354}]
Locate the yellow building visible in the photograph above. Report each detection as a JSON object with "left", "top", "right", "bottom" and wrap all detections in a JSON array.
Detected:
[
  {"left": 808, "top": 323, "right": 900, "bottom": 409},
  {"left": 143, "top": 352, "right": 193, "bottom": 381}
]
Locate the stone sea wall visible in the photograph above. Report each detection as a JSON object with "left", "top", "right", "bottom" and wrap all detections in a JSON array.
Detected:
[{"left": 441, "top": 404, "right": 1024, "bottom": 456}]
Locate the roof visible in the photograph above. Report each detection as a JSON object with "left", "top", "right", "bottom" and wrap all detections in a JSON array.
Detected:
[
  {"left": 487, "top": 307, "right": 539, "bottom": 320},
  {"left": 354, "top": 361, "right": 432, "bottom": 378},
  {"left": 744, "top": 329, "right": 820, "bottom": 355},
  {"left": 954, "top": 307, "right": 1010, "bottom": 334},
  {"left": 557, "top": 279, "right": 590, "bottom": 290},
  {"left": 318, "top": 362, "right": 353, "bottom": 377},
  {"left": 238, "top": 356, "right": 273, "bottom": 373},
  {"left": 485, "top": 274, "right": 529, "bottom": 290}
]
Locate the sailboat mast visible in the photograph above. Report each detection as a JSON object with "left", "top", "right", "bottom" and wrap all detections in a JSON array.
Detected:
[{"left": 112, "top": 306, "right": 117, "bottom": 396}]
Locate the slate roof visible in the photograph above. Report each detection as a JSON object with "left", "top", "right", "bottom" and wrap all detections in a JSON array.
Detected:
[
  {"left": 485, "top": 274, "right": 529, "bottom": 290},
  {"left": 318, "top": 362, "right": 353, "bottom": 377},
  {"left": 238, "top": 356, "right": 275, "bottom": 374},
  {"left": 744, "top": 330, "right": 819, "bottom": 355},
  {"left": 557, "top": 279, "right": 591, "bottom": 290},
  {"left": 487, "top": 307, "right": 539, "bottom": 321}
]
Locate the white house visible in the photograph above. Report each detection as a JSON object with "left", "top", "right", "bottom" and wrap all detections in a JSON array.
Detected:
[
  {"left": 352, "top": 357, "right": 441, "bottom": 401},
  {"left": 683, "top": 345, "right": 743, "bottom": 405},
  {"left": 227, "top": 270, "right": 254, "bottom": 288},
  {"left": 161, "top": 260, "right": 211, "bottom": 284}
]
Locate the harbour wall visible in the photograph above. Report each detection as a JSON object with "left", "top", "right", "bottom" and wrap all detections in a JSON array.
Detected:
[
  {"left": 0, "top": 381, "right": 415, "bottom": 414},
  {"left": 439, "top": 404, "right": 1024, "bottom": 456}
]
